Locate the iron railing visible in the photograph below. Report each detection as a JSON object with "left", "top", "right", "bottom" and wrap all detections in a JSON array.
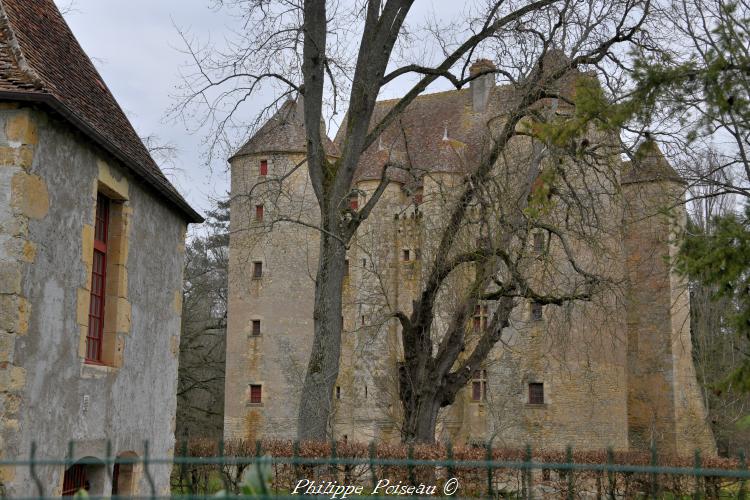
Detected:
[{"left": 0, "top": 441, "right": 748, "bottom": 499}]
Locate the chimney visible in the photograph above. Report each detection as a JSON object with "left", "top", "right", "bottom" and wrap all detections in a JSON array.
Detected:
[{"left": 469, "top": 59, "right": 496, "bottom": 112}]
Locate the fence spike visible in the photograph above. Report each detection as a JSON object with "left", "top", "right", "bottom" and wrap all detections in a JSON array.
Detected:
[
  {"left": 606, "top": 447, "right": 616, "bottom": 500},
  {"left": 29, "top": 441, "right": 44, "bottom": 497},
  {"left": 369, "top": 441, "right": 377, "bottom": 490},
  {"left": 486, "top": 441, "right": 494, "bottom": 498},
  {"left": 566, "top": 445, "right": 574, "bottom": 500},
  {"left": 524, "top": 443, "right": 533, "bottom": 500},
  {"left": 218, "top": 439, "right": 230, "bottom": 492},
  {"left": 105, "top": 439, "right": 113, "bottom": 488},
  {"left": 143, "top": 439, "right": 156, "bottom": 500},
  {"left": 179, "top": 439, "right": 189, "bottom": 494},
  {"left": 650, "top": 442, "right": 659, "bottom": 499},
  {"left": 740, "top": 449, "right": 747, "bottom": 500},
  {"left": 407, "top": 443, "right": 416, "bottom": 486},
  {"left": 693, "top": 448, "right": 702, "bottom": 500},
  {"left": 446, "top": 440, "right": 455, "bottom": 481},
  {"left": 293, "top": 440, "right": 301, "bottom": 482}
]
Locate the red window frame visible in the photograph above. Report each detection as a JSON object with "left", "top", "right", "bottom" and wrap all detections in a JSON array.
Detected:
[
  {"left": 250, "top": 384, "right": 262, "bottom": 404},
  {"left": 349, "top": 195, "right": 359, "bottom": 210},
  {"left": 260, "top": 159, "right": 268, "bottom": 176},
  {"left": 86, "top": 194, "right": 109, "bottom": 364},
  {"left": 529, "top": 382, "right": 544, "bottom": 404},
  {"left": 255, "top": 204, "right": 264, "bottom": 221}
]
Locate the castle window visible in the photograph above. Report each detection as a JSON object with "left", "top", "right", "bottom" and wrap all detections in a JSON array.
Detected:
[
  {"left": 531, "top": 302, "right": 543, "bottom": 321},
  {"left": 336, "top": 386, "right": 341, "bottom": 399},
  {"left": 471, "top": 369, "right": 487, "bottom": 402},
  {"left": 533, "top": 232, "right": 545, "bottom": 253},
  {"left": 414, "top": 248, "right": 421, "bottom": 261},
  {"left": 255, "top": 204, "right": 264, "bottom": 221},
  {"left": 252, "top": 261, "right": 263, "bottom": 279},
  {"left": 344, "top": 259, "right": 349, "bottom": 277},
  {"left": 528, "top": 382, "right": 544, "bottom": 404},
  {"left": 473, "top": 305, "right": 488, "bottom": 332},
  {"left": 349, "top": 194, "right": 359, "bottom": 210},
  {"left": 365, "top": 385, "right": 368, "bottom": 398},
  {"left": 402, "top": 249, "right": 410, "bottom": 261},
  {"left": 414, "top": 187, "right": 424, "bottom": 205},
  {"left": 86, "top": 193, "right": 110, "bottom": 364},
  {"left": 251, "top": 320, "right": 261, "bottom": 336},
  {"left": 249, "top": 384, "right": 262, "bottom": 404},
  {"left": 260, "top": 159, "right": 268, "bottom": 176}
]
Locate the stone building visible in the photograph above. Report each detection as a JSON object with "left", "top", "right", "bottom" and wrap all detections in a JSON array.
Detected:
[
  {"left": 0, "top": 0, "right": 202, "bottom": 495},
  {"left": 225, "top": 59, "right": 715, "bottom": 455}
]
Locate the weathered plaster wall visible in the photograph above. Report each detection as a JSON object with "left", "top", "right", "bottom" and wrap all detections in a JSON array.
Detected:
[{"left": 0, "top": 104, "right": 186, "bottom": 495}]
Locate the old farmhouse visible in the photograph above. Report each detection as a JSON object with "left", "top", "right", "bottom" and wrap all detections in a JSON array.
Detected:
[{"left": 0, "top": 0, "right": 201, "bottom": 495}]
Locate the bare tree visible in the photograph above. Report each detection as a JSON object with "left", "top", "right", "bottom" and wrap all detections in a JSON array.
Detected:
[
  {"left": 176, "top": 200, "right": 229, "bottom": 441},
  {"left": 174, "top": 0, "right": 650, "bottom": 441}
]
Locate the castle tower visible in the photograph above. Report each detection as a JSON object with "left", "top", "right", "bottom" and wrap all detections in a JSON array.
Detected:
[
  {"left": 224, "top": 97, "right": 337, "bottom": 440},
  {"left": 622, "top": 141, "right": 715, "bottom": 455}
]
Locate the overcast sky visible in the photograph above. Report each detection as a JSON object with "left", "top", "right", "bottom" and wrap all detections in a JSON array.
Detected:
[{"left": 51, "top": 0, "right": 467, "bottom": 219}]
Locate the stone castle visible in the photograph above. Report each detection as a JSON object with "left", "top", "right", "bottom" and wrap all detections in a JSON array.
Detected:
[{"left": 225, "top": 59, "right": 715, "bottom": 455}]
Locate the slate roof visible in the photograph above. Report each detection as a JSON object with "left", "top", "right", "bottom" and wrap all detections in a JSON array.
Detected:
[
  {"left": 0, "top": 0, "right": 202, "bottom": 223},
  {"left": 622, "top": 140, "right": 685, "bottom": 185},
  {"left": 231, "top": 97, "right": 339, "bottom": 159}
]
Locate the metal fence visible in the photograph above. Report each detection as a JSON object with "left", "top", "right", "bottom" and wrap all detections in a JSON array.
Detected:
[{"left": 1, "top": 441, "right": 749, "bottom": 499}]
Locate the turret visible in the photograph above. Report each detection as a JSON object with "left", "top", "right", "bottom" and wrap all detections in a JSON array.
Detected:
[{"left": 622, "top": 141, "right": 715, "bottom": 455}]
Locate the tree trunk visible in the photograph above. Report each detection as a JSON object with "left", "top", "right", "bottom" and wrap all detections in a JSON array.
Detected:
[
  {"left": 401, "top": 390, "right": 442, "bottom": 443},
  {"left": 297, "top": 226, "right": 347, "bottom": 441}
]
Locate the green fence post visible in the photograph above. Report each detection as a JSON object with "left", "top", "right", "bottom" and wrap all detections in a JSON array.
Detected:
[
  {"left": 606, "top": 447, "right": 616, "bottom": 500},
  {"left": 486, "top": 441, "right": 494, "bottom": 498},
  {"left": 693, "top": 449, "right": 702, "bottom": 500},
  {"left": 179, "top": 439, "right": 189, "bottom": 494},
  {"left": 651, "top": 443, "right": 659, "bottom": 498},
  {"left": 330, "top": 440, "right": 338, "bottom": 480},
  {"left": 408, "top": 443, "right": 416, "bottom": 486},
  {"left": 446, "top": 441, "right": 455, "bottom": 482},
  {"left": 293, "top": 440, "right": 300, "bottom": 483},
  {"left": 739, "top": 449, "right": 747, "bottom": 500},
  {"left": 143, "top": 440, "right": 156, "bottom": 500},
  {"left": 566, "top": 445, "right": 574, "bottom": 500},
  {"left": 369, "top": 441, "right": 378, "bottom": 491},
  {"left": 525, "top": 444, "right": 533, "bottom": 500}
]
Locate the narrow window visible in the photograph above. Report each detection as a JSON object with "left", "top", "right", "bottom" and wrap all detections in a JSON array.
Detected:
[
  {"left": 251, "top": 320, "right": 261, "bottom": 336},
  {"left": 531, "top": 302, "right": 543, "bottom": 321},
  {"left": 473, "top": 305, "right": 488, "bottom": 332},
  {"left": 364, "top": 385, "right": 368, "bottom": 398},
  {"left": 528, "top": 382, "right": 544, "bottom": 404},
  {"left": 259, "top": 159, "right": 268, "bottom": 176},
  {"left": 402, "top": 249, "right": 410, "bottom": 261},
  {"left": 414, "top": 187, "right": 424, "bottom": 205},
  {"left": 414, "top": 248, "right": 421, "bottom": 261},
  {"left": 336, "top": 386, "right": 341, "bottom": 399},
  {"left": 361, "top": 258, "right": 367, "bottom": 268},
  {"left": 471, "top": 369, "right": 487, "bottom": 402},
  {"left": 255, "top": 204, "right": 264, "bottom": 221},
  {"left": 86, "top": 193, "right": 110, "bottom": 364},
  {"left": 62, "top": 464, "right": 88, "bottom": 495},
  {"left": 533, "top": 232, "right": 545, "bottom": 253},
  {"left": 349, "top": 194, "right": 359, "bottom": 210},
  {"left": 361, "top": 315, "right": 365, "bottom": 326},
  {"left": 250, "top": 384, "right": 262, "bottom": 404},
  {"left": 252, "top": 261, "right": 263, "bottom": 279},
  {"left": 344, "top": 259, "right": 349, "bottom": 277}
]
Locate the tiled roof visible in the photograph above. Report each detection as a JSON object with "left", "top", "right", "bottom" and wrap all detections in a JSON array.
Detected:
[
  {"left": 231, "top": 97, "right": 339, "bottom": 159},
  {"left": 0, "top": 0, "right": 202, "bottom": 223},
  {"left": 622, "top": 140, "right": 684, "bottom": 185},
  {"left": 335, "top": 85, "right": 521, "bottom": 185}
]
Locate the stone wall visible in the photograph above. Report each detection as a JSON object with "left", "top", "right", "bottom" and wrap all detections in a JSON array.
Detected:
[{"left": 0, "top": 104, "right": 187, "bottom": 495}]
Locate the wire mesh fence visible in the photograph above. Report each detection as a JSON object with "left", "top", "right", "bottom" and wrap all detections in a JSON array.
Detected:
[{"left": 1, "top": 439, "right": 748, "bottom": 499}]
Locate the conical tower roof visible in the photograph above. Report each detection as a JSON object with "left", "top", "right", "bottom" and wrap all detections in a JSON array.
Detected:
[
  {"left": 231, "top": 97, "right": 339, "bottom": 159},
  {"left": 622, "top": 140, "right": 685, "bottom": 185}
]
